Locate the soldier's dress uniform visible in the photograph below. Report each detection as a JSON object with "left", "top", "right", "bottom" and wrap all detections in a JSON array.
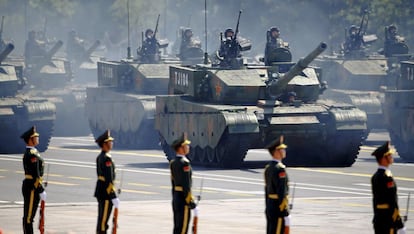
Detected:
[
  {"left": 170, "top": 135, "right": 195, "bottom": 234},
  {"left": 21, "top": 126, "right": 44, "bottom": 234},
  {"left": 94, "top": 130, "right": 117, "bottom": 234},
  {"left": 264, "top": 137, "right": 290, "bottom": 234},
  {"left": 371, "top": 142, "right": 405, "bottom": 234}
]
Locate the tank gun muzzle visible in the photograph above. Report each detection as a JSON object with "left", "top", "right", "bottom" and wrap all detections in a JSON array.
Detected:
[
  {"left": 268, "top": 42, "right": 327, "bottom": 96},
  {"left": 0, "top": 43, "right": 14, "bottom": 64}
]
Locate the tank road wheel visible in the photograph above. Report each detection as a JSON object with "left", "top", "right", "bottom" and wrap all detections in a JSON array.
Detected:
[
  {"left": 206, "top": 146, "right": 216, "bottom": 164},
  {"left": 213, "top": 131, "right": 250, "bottom": 168},
  {"left": 389, "top": 131, "right": 414, "bottom": 162}
]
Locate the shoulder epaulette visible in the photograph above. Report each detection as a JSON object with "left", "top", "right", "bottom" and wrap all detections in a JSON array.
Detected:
[{"left": 385, "top": 169, "right": 393, "bottom": 177}]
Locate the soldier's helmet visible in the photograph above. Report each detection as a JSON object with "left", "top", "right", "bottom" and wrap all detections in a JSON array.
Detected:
[
  {"left": 224, "top": 28, "right": 234, "bottom": 38},
  {"left": 349, "top": 25, "right": 358, "bottom": 35},
  {"left": 388, "top": 24, "right": 397, "bottom": 33},
  {"left": 270, "top": 27, "right": 280, "bottom": 33},
  {"left": 184, "top": 28, "right": 193, "bottom": 38},
  {"left": 145, "top": 29, "right": 154, "bottom": 38}
]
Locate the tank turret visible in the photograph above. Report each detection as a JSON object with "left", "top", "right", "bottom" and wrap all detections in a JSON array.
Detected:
[
  {"left": 156, "top": 42, "right": 367, "bottom": 168},
  {"left": 0, "top": 43, "right": 56, "bottom": 153},
  {"left": 268, "top": 42, "right": 327, "bottom": 96}
]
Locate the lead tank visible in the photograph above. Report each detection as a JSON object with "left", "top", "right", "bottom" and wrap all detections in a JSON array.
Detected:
[
  {"left": 24, "top": 40, "right": 89, "bottom": 136},
  {"left": 0, "top": 43, "right": 55, "bottom": 152},
  {"left": 382, "top": 60, "right": 414, "bottom": 161},
  {"left": 156, "top": 42, "right": 367, "bottom": 168}
]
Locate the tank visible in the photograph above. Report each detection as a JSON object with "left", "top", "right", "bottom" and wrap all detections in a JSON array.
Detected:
[
  {"left": 0, "top": 43, "right": 56, "bottom": 153},
  {"left": 155, "top": 42, "right": 367, "bottom": 168},
  {"left": 69, "top": 40, "right": 102, "bottom": 84},
  {"left": 24, "top": 40, "right": 89, "bottom": 136},
  {"left": 382, "top": 60, "right": 414, "bottom": 161},
  {"left": 85, "top": 59, "right": 178, "bottom": 148}
]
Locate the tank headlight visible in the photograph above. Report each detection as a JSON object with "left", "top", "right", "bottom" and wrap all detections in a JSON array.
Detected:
[
  {"left": 272, "top": 72, "right": 278, "bottom": 78},
  {"left": 254, "top": 110, "right": 265, "bottom": 120}
]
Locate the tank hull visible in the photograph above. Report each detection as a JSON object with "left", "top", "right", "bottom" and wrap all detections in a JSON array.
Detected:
[
  {"left": 383, "top": 89, "right": 414, "bottom": 161},
  {"left": 315, "top": 56, "right": 389, "bottom": 131},
  {"left": 25, "top": 58, "right": 89, "bottom": 136},
  {"left": 0, "top": 96, "right": 55, "bottom": 153},
  {"left": 85, "top": 87, "right": 159, "bottom": 149},
  {"left": 156, "top": 95, "right": 367, "bottom": 168}
]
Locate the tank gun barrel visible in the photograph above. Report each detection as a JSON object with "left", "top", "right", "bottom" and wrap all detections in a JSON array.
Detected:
[
  {"left": 0, "top": 43, "right": 14, "bottom": 64},
  {"left": 83, "top": 40, "right": 100, "bottom": 60},
  {"left": 269, "top": 42, "right": 327, "bottom": 95},
  {"left": 44, "top": 40, "right": 63, "bottom": 62}
]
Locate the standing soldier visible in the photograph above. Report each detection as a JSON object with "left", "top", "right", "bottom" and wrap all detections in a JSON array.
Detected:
[
  {"left": 217, "top": 28, "right": 241, "bottom": 68},
  {"left": 137, "top": 29, "right": 160, "bottom": 63},
  {"left": 264, "top": 135, "right": 291, "bottom": 234},
  {"left": 21, "top": 126, "right": 47, "bottom": 234},
  {"left": 170, "top": 134, "right": 196, "bottom": 234},
  {"left": 94, "top": 130, "right": 119, "bottom": 234},
  {"left": 371, "top": 141, "right": 406, "bottom": 234}
]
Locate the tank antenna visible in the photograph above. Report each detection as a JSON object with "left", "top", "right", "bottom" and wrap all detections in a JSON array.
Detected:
[
  {"left": 126, "top": 0, "right": 132, "bottom": 59},
  {"left": 203, "top": 0, "right": 209, "bottom": 64}
]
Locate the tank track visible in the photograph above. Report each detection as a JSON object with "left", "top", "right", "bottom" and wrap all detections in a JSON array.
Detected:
[
  {"left": 31, "top": 119, "right": 54, "bottom": 152},
  {"left": 284, "top": 130, "right": 364, "bottom": 166},
  {"left": 90, "top": 119, "right": 160, "bottom": 149},
  {"left": 160, "top": 130, "right": 251, "bottom": 168}
]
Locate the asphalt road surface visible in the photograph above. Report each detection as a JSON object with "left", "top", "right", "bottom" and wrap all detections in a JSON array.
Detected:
[{"left": 0, "top": 130, "right": 413, "bottom": 233}]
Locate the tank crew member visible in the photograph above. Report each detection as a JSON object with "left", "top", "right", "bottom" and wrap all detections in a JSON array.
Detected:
[
  {"left": 384, "top": 24, "right": 408, "bottom": 57},
  {"left": 218, "top": 28, "right": 242, "bottom": 68},
  {"left": 21, "top": 126, "right": 46, "bottom": 234},
  {"left": 138, "top": 28, "right": 160, "bottom": 63},
  {"left": 94, "top": 130, "right": 119, "bottom": 234},
  {"left": 371, "top": 141, "right": 406, "bottom": 234},
  {"left": 264, "top": 27, "right": 289, "bottom": 65},
  {"left": 170, "top": 134, "right": 196, "bottom": 234},
  {"left": 179, "top": 28, "right": 202, "bottom": 60},
  {"left": 66, "top": 30, "right": 86, "bottom": 62},
  {"left": 264, "top": 135, "right": 290, "bottom": 234},
  {"left": 278, "top": 91, "right": 297, "bottom": 104},
  {"left": 24, "top": 30, "right": 47, "bottom": 66},
  {"left": 343, "top": 25, "right": 364, "bottom": 54}
]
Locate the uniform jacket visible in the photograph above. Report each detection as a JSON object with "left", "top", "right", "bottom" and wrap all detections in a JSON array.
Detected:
[
  {"left": 22, "top": 147, "right": 45, "bottom": 193},
  {"left": 264, "top": 160, "right": 289, "bottom": 217},
  {"left": 371, "top": 167, "right": 404, "bottom": 229},
  {"left": 94, "top": 151, "right": 117, "bottom": 200},
  {"left": 170, "top": 155, "right": 193, "bottom": 204}
]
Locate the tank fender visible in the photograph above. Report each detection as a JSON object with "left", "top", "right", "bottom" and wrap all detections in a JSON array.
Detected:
[{"left": 329, "top": 106, "right": 367, "bottom": 131}]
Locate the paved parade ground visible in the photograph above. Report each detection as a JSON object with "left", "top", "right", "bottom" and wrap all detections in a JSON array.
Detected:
[{"left": 0, "top": 131, "right": 413, "bottom": 233}]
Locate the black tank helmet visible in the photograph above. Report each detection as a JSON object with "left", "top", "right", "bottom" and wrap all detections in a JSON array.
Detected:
[{"left": 224, "top": 28, "right": 234, "bottom": 38}]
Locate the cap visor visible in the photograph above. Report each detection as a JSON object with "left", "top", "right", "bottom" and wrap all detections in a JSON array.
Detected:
[
  {"left": 276, "top": 144, "right": 287, "bottom": 150},
  {"left": 30, "top": 133, "right": 39, "bottom": 138},
  {"left": 182, "top": 139, "right": 191, "bottom": 145},
  {"left": 104, "top": 137, "right": 114, "bottom": 142}
]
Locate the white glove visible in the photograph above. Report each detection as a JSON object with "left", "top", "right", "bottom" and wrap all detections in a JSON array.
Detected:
[
  {"left": 193, "top": 206, "right": 199, "bottom": 217},
  {"left": 284, "top": 215, "right": 291, "bottom": 226},
  {"left": 111, "top": 198, "right": 120, "bottom": 208},
  {"left": 397, "top": 227, "right": 406, "bottom": 234},
  {"left": 39, "top": 191, "right": 47, "bottom": 201}
]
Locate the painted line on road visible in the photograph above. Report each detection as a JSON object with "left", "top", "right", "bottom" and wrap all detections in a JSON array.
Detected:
[
  {"left": 121, "top": 189, "right": 158, "bottom": 195},
  {"left": 292, "top": 167, "right": 414, "bottom": 182},
  {"left": 47, "top": 181, "right": 78, "bottom": 186},
  {"left": 47, "top": 146, "right": 164, "bottom": 158},
  {"left": 0, "top": 169, "right": 7, "bottom": 172},
  {"left": 128, "top": 182, "right": 151, "bottom": 187},
  {"left": 68, "top": 176, "right": 91, "bottom": 180},
  {"left": 0, "top": 176, "right": 4, "bottom": 178}
]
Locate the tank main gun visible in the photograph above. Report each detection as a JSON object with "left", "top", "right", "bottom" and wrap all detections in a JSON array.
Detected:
[
  {"left": 45, "top": 40, "right": 63, "bottom": 62},
  {"left": 268, "top": 42, "right": 327, "bottom": 96},
  {"left": 0, "top": 43, "right": 14, "bottom": 64},
  {"left": 82, "top": 40, "right": 100, "bottom": 62}
]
